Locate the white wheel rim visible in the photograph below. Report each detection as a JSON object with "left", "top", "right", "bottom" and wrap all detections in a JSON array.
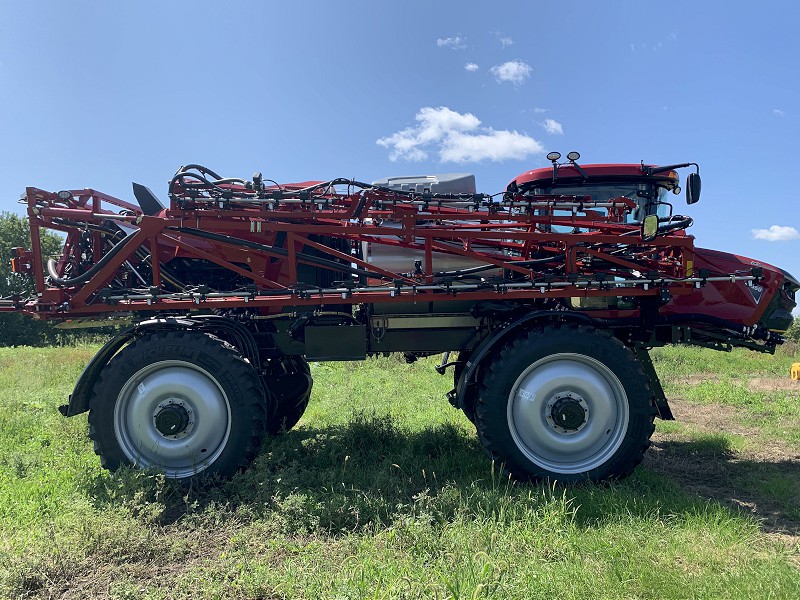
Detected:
[
  {"left": 114, "top": 360, "right": 231, "bottom": 478},
  {"left": 506, "top": 353, "right": 630, "bottom": 475}
]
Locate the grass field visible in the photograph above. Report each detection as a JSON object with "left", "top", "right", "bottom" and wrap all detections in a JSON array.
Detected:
[{"left": 1, "top": 342, "right": 799, "bottom": 599}]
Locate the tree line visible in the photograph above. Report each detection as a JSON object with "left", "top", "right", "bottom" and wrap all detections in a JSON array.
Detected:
[{"left": 0, "top": 212, "right": 106, "bottom": 346}]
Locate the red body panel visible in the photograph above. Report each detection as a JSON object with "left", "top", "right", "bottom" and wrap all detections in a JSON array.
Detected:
[
  {"left": 511, "top": 164, "right": 677, "bottom": 188},
  {"left": 663, "top": 247, "right": 783, "bottom": 326}
]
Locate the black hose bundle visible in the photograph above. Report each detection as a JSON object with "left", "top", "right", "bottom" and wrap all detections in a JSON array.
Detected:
[{"left": 47, "top": 231, "right": 140, "bottom": 287}]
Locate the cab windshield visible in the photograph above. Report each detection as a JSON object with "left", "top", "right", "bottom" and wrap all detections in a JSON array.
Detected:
[{"left": 532, "top": 182, "right": 671, "bottom": 222}]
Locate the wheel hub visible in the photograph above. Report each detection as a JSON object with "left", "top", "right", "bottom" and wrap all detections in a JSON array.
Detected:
[
  {"left": 153, "top": 401, "right": 193, "bottom": 438},
  {"left": 546, "top": 393, "right": 589, "bottom": 434},
  {"left": 505, "top": 351, "right": 633, "bottom": 476}
]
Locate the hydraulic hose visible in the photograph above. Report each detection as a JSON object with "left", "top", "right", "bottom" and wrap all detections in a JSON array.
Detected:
[
  {"left": 47, "top": 230, "right": 140, "bottom": 287},
  {"left": 435, "top": 255, "right": 561, "bottom": 277},
  {"left": 657, "top": 215, "right": 693, "bottom": 234},
  {"left": 50, "top": 218, "right": 187, "bottom": 291},
  {"left": 170, "top": 165, "right": 480, "bottom": 203}
]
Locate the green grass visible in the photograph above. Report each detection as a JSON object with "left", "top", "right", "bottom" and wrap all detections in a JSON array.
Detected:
[
  {"left": 651, "top": 343, "right": 800, "bottom": 448},
  {"left": 1, "top": 345, "right": 799, "bottom": 598}
]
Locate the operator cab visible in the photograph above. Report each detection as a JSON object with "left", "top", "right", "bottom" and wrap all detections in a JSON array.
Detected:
[{"left": 507, "top": 152, "right": 694, "bottom": 224}]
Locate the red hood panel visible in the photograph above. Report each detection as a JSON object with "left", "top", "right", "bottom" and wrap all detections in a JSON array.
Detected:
[{"left": 662, "top": 247, "right": 784, "bottom": 326}]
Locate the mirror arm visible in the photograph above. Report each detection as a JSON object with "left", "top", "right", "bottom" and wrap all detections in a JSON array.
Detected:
[
  {"left": 644, "top": 162, "right": 700, "bottom": 176},
  {"left": 571, "top": 162, "right": 590, "bottom": 180}
]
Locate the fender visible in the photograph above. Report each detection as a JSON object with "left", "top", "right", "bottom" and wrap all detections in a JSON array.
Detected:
[
  {"left": 450, "top": 310, "right": 672, "bottom": 420},
  {"left": 59, "top": 316, "right": 253, "bottom": 417},
  {"left": 59, "top": 327, "right": 137, "bottom": 417},
  {"left": 451, "top": 310, "right": 594, "bottom": 412}
]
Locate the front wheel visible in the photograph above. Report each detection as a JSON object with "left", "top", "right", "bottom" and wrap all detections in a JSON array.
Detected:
[
  {"left": 475, "top": 324, "right": 656, "bottom": 483},
  {"left": 88, "top": 330, "right": 267, "bottom": 480}
]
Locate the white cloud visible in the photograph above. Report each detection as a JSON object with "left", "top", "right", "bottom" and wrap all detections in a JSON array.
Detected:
[
  {"left": 376, "top": 106, "right": 543, "bottom": 163},
  {"left": 490, "top": 60, "right": 532, "bottom": 85},
  {"left": 441, "top": 130, "right": 543, "bottom": 163},
  {"left": 542, "top": 118, "right": 563, "bottom": 135},
  {"left": 751, "top": 225, "right": 800, "bottom": 242},
  {"left": 376, "top": 107, "right": 479, "bottom": 162},
  {"left": 436, "top": 36, "right": 466, "bottom": 50},
  {"left": 464, "top": 62, "right": 479, "bottom": 72},
  {"left": 533, "top": 107, "right": 547, "bottom": 114},
  {"left": 490, "top": 30, "right": 514, "bottom": 47},
  {"left": 773, "top": 108, "right": 785, "bottom": 117}
]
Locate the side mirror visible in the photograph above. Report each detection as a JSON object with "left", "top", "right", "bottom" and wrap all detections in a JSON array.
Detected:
[
  {"left": 686, "top": 172, "right": 701, "bottom": 204},
  {"left": 641, "top": 214, "right": 659, "bottom": 242}
]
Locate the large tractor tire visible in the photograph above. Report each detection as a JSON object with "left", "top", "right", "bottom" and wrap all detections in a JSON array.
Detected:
[
  {"left": 475, "top": 324, "right": 656, "bottom": 483},
  {"left": 88, "top": 330, "right": 267, "bottom": 480},
  {"left": 266, "top": 357, "right": 313, "bottom": 434}
]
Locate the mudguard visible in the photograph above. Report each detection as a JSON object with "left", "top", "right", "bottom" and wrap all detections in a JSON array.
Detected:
[
  {"left": 59, "top": 317, "right": 197, "bottom": 417},
  {"left": 60, "top": 328, "right": 137, "bottom": 417},
  {"left": 451, "top": 310, "right": 672, "bottom": 420},
  {"left": 451, "top": 311, "right": 593, "bottom": 412}
]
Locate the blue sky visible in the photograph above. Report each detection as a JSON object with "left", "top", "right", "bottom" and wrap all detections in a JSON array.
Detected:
[{"left": 1, "top": 1, "right": 798, "bottom": 283}]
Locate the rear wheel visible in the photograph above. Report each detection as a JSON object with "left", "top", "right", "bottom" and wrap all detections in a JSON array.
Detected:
[
  {"left": 88, "top": 330, "right": 267, "bottom": 480},
  {"left": 475, "top": 324, "right": 655, "bottom": 483}
]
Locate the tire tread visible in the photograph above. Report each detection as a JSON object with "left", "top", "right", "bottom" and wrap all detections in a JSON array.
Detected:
[
  {"left": 475, "top": 323, "right": 656, "bottom": 483},
  {"left": 88, "top": 330, "right": 267, "bottom": 480}
]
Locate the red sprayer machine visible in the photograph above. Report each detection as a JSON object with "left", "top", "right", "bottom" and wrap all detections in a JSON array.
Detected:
[{"left": 3, "top": 152, "right": 796, "bottom": 482}]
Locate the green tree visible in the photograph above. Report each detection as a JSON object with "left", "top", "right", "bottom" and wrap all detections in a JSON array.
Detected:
[
  {"left": 785, "top": 316, "right": 800, "bottom": 343},
  {"left": 0, "top": 211, "right": 63, "bottom": 346}
]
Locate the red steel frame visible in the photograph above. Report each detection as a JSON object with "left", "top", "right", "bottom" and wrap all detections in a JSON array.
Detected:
[{"left": 6, "top": 183, "right": 698, "bottom": 320}]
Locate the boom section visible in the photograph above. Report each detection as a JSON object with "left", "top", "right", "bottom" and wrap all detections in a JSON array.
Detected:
[{"left": 4, "top": 169, "right": 757, "bottom": 320}]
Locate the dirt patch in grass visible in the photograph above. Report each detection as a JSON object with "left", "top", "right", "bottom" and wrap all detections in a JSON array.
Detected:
[
  {"left": 747, "top": 377, "right": 800, "bottom": 394},
  {"left": 671, "top": 374, "right": 721, "bottom": 386},
  {"left": 645, "top": 397, "right": 800, "bottom": 544},
  {"left": 16, "top": 525, "right": 289, "bottom": 600}
]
